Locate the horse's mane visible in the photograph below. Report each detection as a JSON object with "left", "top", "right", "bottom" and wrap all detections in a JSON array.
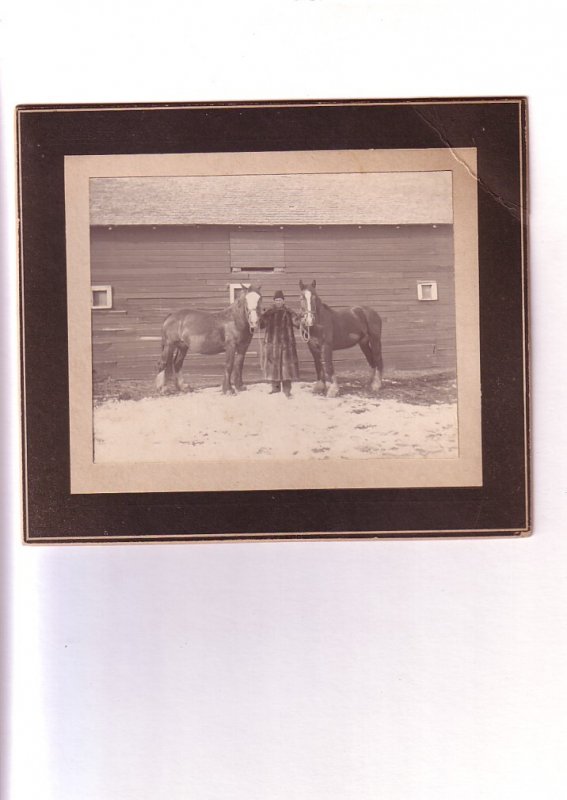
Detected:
[
  {"left": 217, "top": 292, "right": 246, "bottom": 316},
  {"left": 311, "top": 294, "right": 331, "bottom": 313}
]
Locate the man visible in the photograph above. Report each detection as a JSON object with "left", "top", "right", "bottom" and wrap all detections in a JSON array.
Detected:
[{"left": 259, "top": 290, "right": 300, "bottom": 397}]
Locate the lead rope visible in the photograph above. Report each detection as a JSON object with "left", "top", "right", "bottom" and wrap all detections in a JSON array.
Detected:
[
  {"left": 248, "top": 303, "right": 259, "bottom": 333},
  {"left": 300, "top": 317, "right": 310, "bottom": 343}
]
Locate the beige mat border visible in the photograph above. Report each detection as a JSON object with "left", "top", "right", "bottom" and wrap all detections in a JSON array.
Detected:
[{"left": 65, "top": 147, "right": 481, "bottom": 494}]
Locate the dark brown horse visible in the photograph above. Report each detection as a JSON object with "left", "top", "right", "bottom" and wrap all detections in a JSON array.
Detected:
[
  {"left": 298, "top": 280, "right": 383, "bottom": 397},
  {"left": 156, "top": 284, "right": 262, "bottom": 395}
]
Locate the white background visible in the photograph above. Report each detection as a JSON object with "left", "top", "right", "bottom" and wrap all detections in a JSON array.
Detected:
[{"left": 1, "top": 2, "right": 566, "bottom": 798}]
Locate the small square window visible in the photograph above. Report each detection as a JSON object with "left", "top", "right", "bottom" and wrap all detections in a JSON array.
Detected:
[
  {"left": 91, "top": 285, "right": 113, "bottom": 309},
  {"left": 229, "top": 282, "right": 250, "bottom": 304},
  {"left": 417, "top": 281, "right": 438, "bottom": 301}
]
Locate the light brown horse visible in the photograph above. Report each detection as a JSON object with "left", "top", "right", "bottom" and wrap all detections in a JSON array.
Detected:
[
  {"left": 156, "top": 284, "right": 262, "bottom": 395},
  {"left": 298, "top": 280, "right": 383, "bottom": 397}
]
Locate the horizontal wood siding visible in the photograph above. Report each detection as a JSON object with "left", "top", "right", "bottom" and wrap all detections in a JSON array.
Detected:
[
  {"left": 91, "top": 224, "right": 455, "bottom": 383},
  {"left": 283, "top": 225, "right": 455, "bottom": 373}
]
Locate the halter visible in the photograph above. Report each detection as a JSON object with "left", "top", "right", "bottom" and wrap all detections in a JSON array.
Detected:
[
  {"left": 242, "top": 290, "right": 261, "bottom": 332},
  {"left": 299, "top": 290, "right": 317, "bottom": 342},
  {"left": 246, "top": 307, "right": 256, "bottom": 332}
]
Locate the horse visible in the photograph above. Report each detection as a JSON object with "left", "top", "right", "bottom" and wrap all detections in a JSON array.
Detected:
[
  {"left": 156, "top": 284, "right": 262, "bottom": 395},
  {"left": 298, "top": 279, "right": 383, "bottom": 397}
]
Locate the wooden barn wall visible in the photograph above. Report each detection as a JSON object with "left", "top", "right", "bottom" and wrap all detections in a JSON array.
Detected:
[{"left": 90, "top": 224, "right": 455, "bottom": 384}]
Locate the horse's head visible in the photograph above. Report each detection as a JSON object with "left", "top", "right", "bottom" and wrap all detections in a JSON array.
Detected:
[
  {"left": 299, "top": 279, "right": 319, "bottom": 328},
  {"left": 241, "top": 283, "right": 262, "bottom": 331}
]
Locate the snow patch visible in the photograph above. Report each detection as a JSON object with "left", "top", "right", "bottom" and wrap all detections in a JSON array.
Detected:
[{"left": 94, "top": 382, "right": 458, "bottom": 463}]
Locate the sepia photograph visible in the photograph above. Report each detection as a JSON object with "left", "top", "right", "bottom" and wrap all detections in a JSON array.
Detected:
[
  {"left": 65, "top": 147, "right": 482, "bottom": 494},
  {"left": 91, "top": 171, "right": 457, "bottom": 463}
]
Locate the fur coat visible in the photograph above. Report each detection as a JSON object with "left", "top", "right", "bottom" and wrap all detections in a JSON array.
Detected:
[{"left": 259, "top": 306, "right": 300, "bottom": 381}]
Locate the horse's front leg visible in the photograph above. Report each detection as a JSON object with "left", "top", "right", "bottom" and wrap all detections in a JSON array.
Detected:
[
  {"left": 308, "top": 342, "right": 326, "bottom": 394},
  {"left": 232, "top": 347, "right": 247, "bottom": 392},
  {"left": 370, "top": 368, "right": 382, "bottom": 393},
  {"left": 322, "top": 344, "right": 339, "bottom": 398},
  {"left": 222, "top": 344, "right": 236, "bottom": 395}
]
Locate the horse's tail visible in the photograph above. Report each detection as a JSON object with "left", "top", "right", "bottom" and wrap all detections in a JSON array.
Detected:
[
  {"left": 355, "top": 306, "right": 383, "bottom": 373},
  {"left": 156, "top": 313, "right": 177, "bottom": 391}
]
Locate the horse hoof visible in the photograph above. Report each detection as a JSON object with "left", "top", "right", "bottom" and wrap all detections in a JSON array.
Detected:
[
  {"left": 327, "top": 384, "right": 339, "bottom": 398},
  {"left": 235, "top": 385, "right": 247, "bottom": 392},
  {"left": 370, "top": 377, "right": 382, "bottom": 393},
  {"left": 313, "top": 381, "right": 326, "bottom": 394}
]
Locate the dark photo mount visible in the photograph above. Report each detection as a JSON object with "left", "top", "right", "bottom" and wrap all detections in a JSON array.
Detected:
[{"left": 17, "top": 98, "right": 529, "bottom": 542}]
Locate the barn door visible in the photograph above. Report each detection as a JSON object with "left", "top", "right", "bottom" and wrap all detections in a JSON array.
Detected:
[{"left": 229, "top": 228, "right": 285, "bottom": 273}]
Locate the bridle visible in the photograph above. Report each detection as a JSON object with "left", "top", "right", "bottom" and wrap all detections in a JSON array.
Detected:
[
  {"left": 241, "top": 291, "right": 262, "bottom": 332},
  {"left": 299, "top": 316, "right": 311, "bottom": 342},
  {"left": 299, "top": 291, "right": 317, "bottom": 342}
]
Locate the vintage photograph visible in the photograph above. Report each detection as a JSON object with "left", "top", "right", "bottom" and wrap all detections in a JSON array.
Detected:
[
  {"left": 91, "top": 170, "right": 458, "bottom": 462},
  {"left": 65, "top": 147, "right": 482, "bottom": 493}
]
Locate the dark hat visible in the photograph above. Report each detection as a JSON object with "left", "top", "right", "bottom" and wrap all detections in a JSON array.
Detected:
[{"left": 273, "top": 290, "right": 285, "bottom": 300}]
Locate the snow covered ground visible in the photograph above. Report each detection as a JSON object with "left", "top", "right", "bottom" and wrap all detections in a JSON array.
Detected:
[{"left": 94, "top": 381, "right": 458, "bottom": 463}]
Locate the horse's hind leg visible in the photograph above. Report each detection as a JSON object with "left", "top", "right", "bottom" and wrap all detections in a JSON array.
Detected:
[
  {"left": 367, "top": 312, "right": 383, "bottom": 392},
  {"left": 370, "top": 359, "right": 383, "bottom": 393},
  {"left": 156, "top": 341, "right": 177, "bottom": 394},
  {"left": 359, "top": 339, "right": 375, "bottom": 368},
  {"left": 353, "top": 307, "right": 381, "bottom": 393},
  {"left": 358, "top": 339, "right": 380, "bottom": 392},
  {"left": 173, "top": 344, "right": 191, "bottom": 392}
]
